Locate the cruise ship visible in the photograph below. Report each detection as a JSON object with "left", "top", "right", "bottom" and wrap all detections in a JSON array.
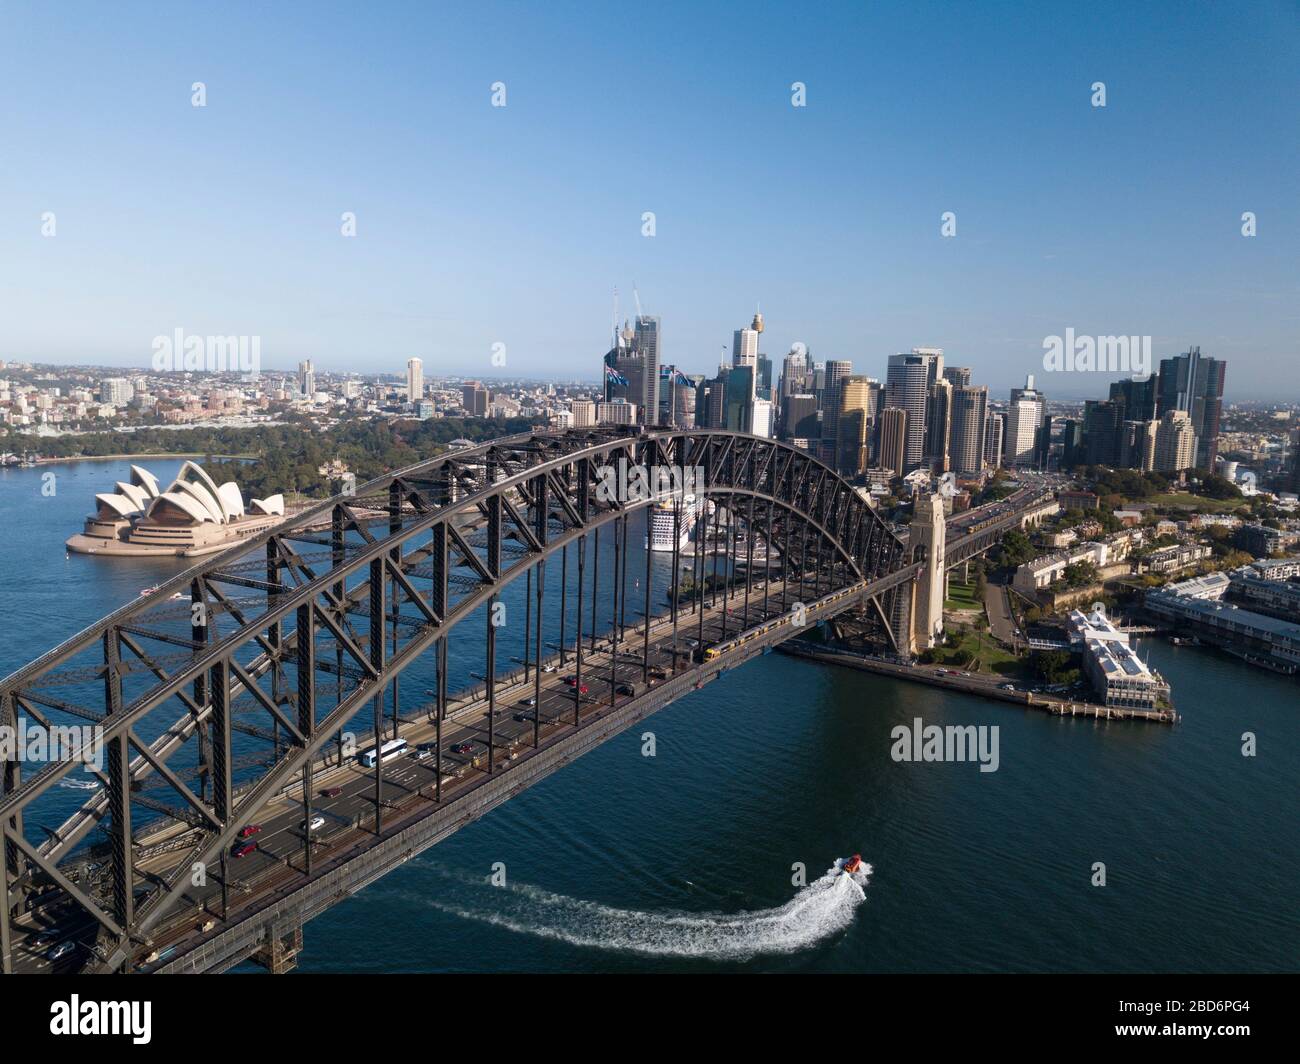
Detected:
[{"left": 646, "top": 494, "right": 700, "bottom": 552}]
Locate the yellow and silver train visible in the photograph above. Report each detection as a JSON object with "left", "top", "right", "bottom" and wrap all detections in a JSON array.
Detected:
[{"left": 701, "top": 580, "right": 870, "bottom": 661}]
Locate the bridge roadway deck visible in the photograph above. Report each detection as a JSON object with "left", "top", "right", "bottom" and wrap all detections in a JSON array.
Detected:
[{"left": 10, "top": 567, "right": 895, "bottom": 973}]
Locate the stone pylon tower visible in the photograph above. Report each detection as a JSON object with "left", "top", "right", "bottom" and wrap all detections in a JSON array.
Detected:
[{"left": 909, "top": 493, "right": 947, "bottom": 651}]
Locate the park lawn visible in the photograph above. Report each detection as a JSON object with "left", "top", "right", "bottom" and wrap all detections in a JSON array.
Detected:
[
  {"left": 934, "top": 625, "right": 1030, "bottom": 679},
  {"left": 1127, "top": 492, "right": 1248, "bottom": 513},
  {"left": 944, "top": 576, "right": 982, "bottom": 612}
]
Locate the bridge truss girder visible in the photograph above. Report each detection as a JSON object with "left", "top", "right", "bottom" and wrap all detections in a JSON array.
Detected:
[{"left": 0, "top": 428, "right": 903, "bottom": 973}]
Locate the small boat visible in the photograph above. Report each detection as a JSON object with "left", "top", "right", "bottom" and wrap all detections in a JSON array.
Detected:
[
  {"left": 837, "top": 854, "right": 865, "bottom": 875},
  {"left": 59, "top": 779, "right": 101, "bottom": 791}
]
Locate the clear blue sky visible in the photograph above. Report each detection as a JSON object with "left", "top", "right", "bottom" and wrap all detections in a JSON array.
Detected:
[{"left": 1, "top": 0, "right": 1296, "bottom": 398}]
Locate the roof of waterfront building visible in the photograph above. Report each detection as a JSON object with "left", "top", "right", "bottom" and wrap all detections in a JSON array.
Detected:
[
  {"left": 1157, "top": 571, "right": 1231, "bottom": 599},
  {"left": 1069, "top": 607, "right": 1164, "bottom": 684},
  {"left": 1148, "top": 590, "right": 1300, "bottom": 642}
]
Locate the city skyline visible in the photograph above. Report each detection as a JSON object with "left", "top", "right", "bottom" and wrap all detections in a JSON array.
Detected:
[{"left": 1, "top": 1, "right": 1296, "bottom": 397}]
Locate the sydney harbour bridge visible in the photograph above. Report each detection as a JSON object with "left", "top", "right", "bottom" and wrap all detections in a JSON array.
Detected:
[{"left": 0, "top": 427, "right": 1054, "bottom": 974}]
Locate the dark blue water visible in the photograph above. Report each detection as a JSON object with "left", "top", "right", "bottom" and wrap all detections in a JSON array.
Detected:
[{"left": 1, "top": 460, "right": 1295, "bottom": 971}]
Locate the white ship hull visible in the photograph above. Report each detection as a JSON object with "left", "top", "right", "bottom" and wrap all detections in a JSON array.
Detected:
[{"left": 647, "top": 496, "right": 700, "bottom": 552}]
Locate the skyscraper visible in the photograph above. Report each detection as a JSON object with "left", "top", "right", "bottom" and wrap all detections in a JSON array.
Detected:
[
  {"left": 821, "top": 360, "right": 853, "bottom": 463},
  {"left": 603, "top": 320, "right": 641, "bottom": 405},
  {"left": 836, "top": 375, "right": 874, "bottom": 476},
  {"left": 949, "top": 385, "right": 988, "bottom": 475},
  {"left": 635, "top": 315, "right": 661, "bottom": 426},
  {"left": 756, "top": 354, "right": 773, "bottom": 402},
  {"left": 1154, "top": 409, "right": 1198, "bottom": 472},
  {"left": 984, "top": 411, "right": 1005, "bottom": 469},
  {"left": 1006, "top": 375, "right": 1046, "bottom": 465},
  {"left": 406, "top": 357, "right": 423, "bottom": 404},
  {"left": 674, "top": 373, "right": 699, "bottom": 428},
  {"left": 1109, "top": 376, "right": 1156, "bottom": 421},
  {"left": 99, "top": 378, "right": 134, "bottom": 406},
  {"left": 733, "top": 327, "right": 758, "bottom": 370},
  {"left": 1082, "top": 399, "right": 1124, "bottom": 467},
  {"left": 1156, "top": 346, "right": 1225, "bottom": 468},
  {"left": 885, "top": 349, "right": 941, "bottom": 473},
  {"left": 878, "top": 407, "right": 908, "bottom": 477},
  {"left": 697, "top": 365, "right": 728, "bottom": 429},
  {"left": 780, "top": 346, "right": 810, "bottom": 401},
  {"left": 926, "top": 377, "right": 953, "bottom": 473},
  {"left": 1061, "top": 418, "right": 1084, "bottom": 469},
  {"left": 297, "top": 359, "right": 315, "bottom": 398},
  {"left": 725, "top": 365, "right": 756, "bottom": 432},
  {"left": 1119, "top": 419, "right": 1157, "bottom": 472},
  {"left": 781, "top": 394, "right": 819, "bottom": 440},
  {"left": 657, "top": 366, "right": 697, "bottom": 428},
  {"left": 461, "top": 381, "right": 489, "bottom": 415}
]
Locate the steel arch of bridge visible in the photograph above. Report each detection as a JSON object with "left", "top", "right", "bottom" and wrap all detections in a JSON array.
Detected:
[{"left": 0, "top": 427, "right": 905, "bottom": 972}]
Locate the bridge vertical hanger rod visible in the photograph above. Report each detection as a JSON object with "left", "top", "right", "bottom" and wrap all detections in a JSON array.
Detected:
[
  {"left": 696, "top": 492, "right": 707, "bottom": 653},
  {"left": 486, "top": 599, "right": 496, "bottom": 774},
  {"left": 1, "top": 689, "right": 24, "bottom": 925},
  {"left": 297, "top": 602, "right": 315, "bottom": 876},
  {"left": 434, "top": 519, "right": 447, "bottom": 800},
  {"left": 369, "top": 558, "right": 384, "bottom": 835},
  {"left": 103, "top": 629, "right": 134, "bottom": 958},
  {"left": 710, "top": 492, "right": 722, "bottom": 613},
  {"left": 533, "top": 563, "right": 543, "bottom": 746},
  {"left": 689, "top": 504, "right": 699, "bottom": 621},
  {"left": 191, "top": 578, "right": 210, "bottom": 802},
  {"left": 435, "top": 640, "right": 444, "bottom": 802},
  {"left": 532, "top": 469, "right": 547, "bottom": 749},
  {"left": 642, "top": 502, "right": 652, "bottom": 683},
  {"left": 574, "top": 537, "right": 585, "bottom": 728},
  {"left": 431, "top": 521, "right": 448, "bottom": 718},
  {"left": 0, "top": 825, "right": 11, "bottom": 975},
  {"left": 267, "top": 539, "right": 282, "bottom": 759},
  {"left": 609, "top": 511, "right": 621, "bottom": 708},
  {"left": 618, "top": 513, "right": 629, "bottom": 642},
  {"left": 210, "top": 656, "right": 232, "bottom": 823},
  {"left": 728, "top": 504, "right": 736, "bottom": 624},
  {"left": 523, "top": 569, "right": 532, "bottom": 682},
  {"left": 331, "top": 506, "right": 346, "bottom": 768},
  {"left": 720, "top": 500, "right": 731, "bottom": 642},
  {"left": 640, "top": 436, "right": 654, "bottom": 682},
  {"left": 589, "top": 524, "right": 600, "bottom": 653},
  {"left": 219, "top": 852, "right": 228, "bottom": 921},
  {"left": 744, "top": 492, "right": 756, "bottom": 630},
  {"left": 574, "top": 456, "right": 589, "bottom": 729},
  {"left": 669, "top": 486, "right": 681, "bottom": 667},
  {"left": 612, "top": 479, "right": 622, "bottom": 642},
  {"left": 390, "top": 483, "right": 403, "bottom": 742},
  {"left": 782, "top": 502, "right": 793, "bottom": 613},
  {"left": 485, "top": 458, "right": 501, "bottom": 774},
  {"left": 763, "top": 496, "right": 773, "bottom": 619},
  {"left": 559, "top": 545, "right": 568, "bottom": 666},
  {"left": 0, "top": 688, "right": 16, "bottom": 975}
]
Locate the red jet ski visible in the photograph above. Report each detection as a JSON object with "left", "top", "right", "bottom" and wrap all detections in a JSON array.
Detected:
[{"left": 838, "top": 854, "right": 864, "bottom": 875}]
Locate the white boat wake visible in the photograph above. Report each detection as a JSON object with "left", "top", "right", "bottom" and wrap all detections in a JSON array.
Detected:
[{"left": 410, "top": 862, "right": 872, "bottom": 960}]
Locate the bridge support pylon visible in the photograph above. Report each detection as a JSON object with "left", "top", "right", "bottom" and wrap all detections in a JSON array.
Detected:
[
  {"left": 909, "top": 494, "right": 947, "bottom": 651},
  {"left": 251, "top": 921, "right": 303, "bottom": 974}
]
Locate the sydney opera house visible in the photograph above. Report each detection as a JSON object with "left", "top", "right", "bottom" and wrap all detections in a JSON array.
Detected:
[{"left": 66, "top": 461, "right": 288, "bottom": 557}]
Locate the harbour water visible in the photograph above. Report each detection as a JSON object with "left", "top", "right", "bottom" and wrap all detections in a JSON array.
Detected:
[{"left": 1, "top": 460, "right": 1295, "bottom": 972}]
